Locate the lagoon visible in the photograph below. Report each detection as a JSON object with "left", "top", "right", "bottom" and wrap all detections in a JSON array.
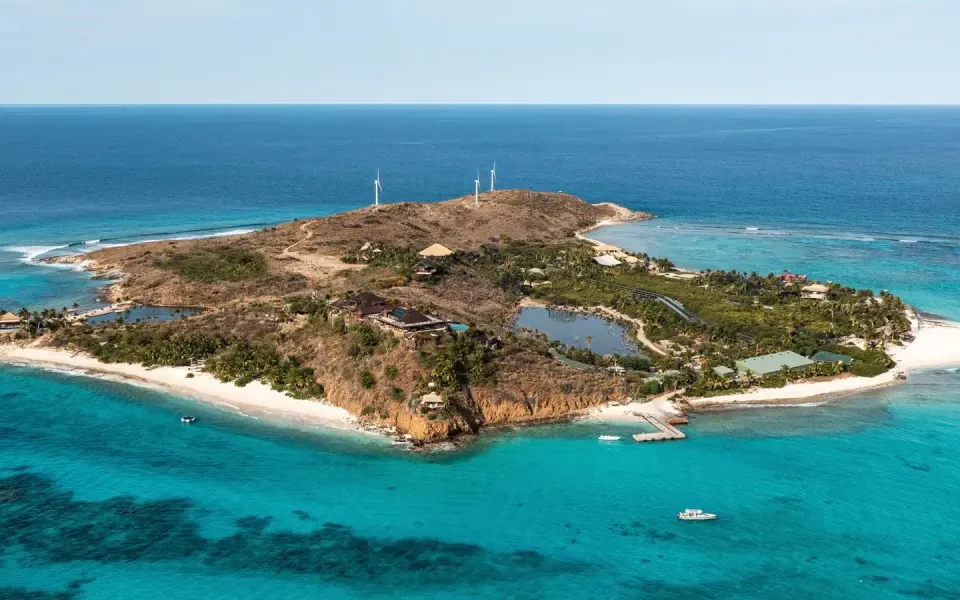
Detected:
[
  {"left": 513, "top": 306, "right": 642, "bottom": 356},
  {"left": 85, "top": 306, "right": 203, "bottom": 326}
]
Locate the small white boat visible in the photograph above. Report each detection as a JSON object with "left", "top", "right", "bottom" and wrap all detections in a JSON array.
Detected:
[
  {"left": 598, "top": 435, "right": 621, "bottom": 441},
  {"left": 677, "top": 508, "right": 716, "bottom": 521},
  {"left": 181, "top": 416, "right": 197, "bottom": 424}
]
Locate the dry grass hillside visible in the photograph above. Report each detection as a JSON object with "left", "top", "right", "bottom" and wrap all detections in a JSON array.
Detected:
[{"left": 72, "top": 190, "right": 649, "bottom": 308}]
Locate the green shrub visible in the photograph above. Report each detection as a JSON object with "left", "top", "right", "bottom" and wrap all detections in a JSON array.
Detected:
[
  {"left": 391, "top": 387, "right": 406, "bottom": 401},
  {"left": 759, "top": 374, "right": 787, "bottom": 388},
  {"left": 359, "top": 371, "right": 376, "bottom": 389},
  {"left": 348, "top": 322, "right": 382, "bottom": 357},
  {"left": 641, "top": 379, "right": 662, "bottom": 395},
  {"left": 384, "top": 365, "right": 399, "bottom": 380},
  {"left": 163, "top": 246, "right": 267, "bottom": 283},
  {"left": 286, "top": 295, "right": 327, "bottom": 317},
  {"left": 850, "top": 358, "right": 892, "bottom": 378},
  {"left": 360, "top": 406, "right": 376, "bottom": 416}
]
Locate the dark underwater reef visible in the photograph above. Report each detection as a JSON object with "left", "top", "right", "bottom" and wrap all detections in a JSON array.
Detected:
[{"left": 0, "top": 471, "right": 585, "bottom": 590}]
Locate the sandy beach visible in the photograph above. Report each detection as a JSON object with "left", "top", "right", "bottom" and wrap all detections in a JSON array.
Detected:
[
  {"left": 0, "top": 345, "right": 379, "bottom": 438},
  {"left": 584, "top": 316, "right": 960, "bottom": 422}
]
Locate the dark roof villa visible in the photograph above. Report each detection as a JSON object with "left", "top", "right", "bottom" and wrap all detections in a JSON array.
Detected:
[
  {"left": 374, "top": 306, "right": 447, "bottom": 333},
  {"left": 329, "top": 292, "right": 394, "bottom": 317}
]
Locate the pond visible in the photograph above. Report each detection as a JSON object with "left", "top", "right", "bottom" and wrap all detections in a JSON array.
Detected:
[
  {"left": 513, "top": 307, "right": 642, "bottom": 357},
  {"left": 86, "top": 306, "right": 203, "bottom": 326}
]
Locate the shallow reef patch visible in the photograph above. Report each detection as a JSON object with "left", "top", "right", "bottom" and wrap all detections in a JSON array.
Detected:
[{"left": 0, "top": 472, "right": 587, "bottom": 589}]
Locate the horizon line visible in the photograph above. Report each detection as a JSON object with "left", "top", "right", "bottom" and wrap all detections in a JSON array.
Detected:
[{"left": 2, "top": 102, "right": 960, "bottom": 108}]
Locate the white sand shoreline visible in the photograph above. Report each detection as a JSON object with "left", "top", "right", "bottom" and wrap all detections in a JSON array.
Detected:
[
  {"left": 570, "top": 217, "right": 960, "bottom": 421},
  {"left": 586, "top": 317, "right": 960, "bottom": 423},
  {"left": 0, "top": 345, "right": 383, "bottom": 440}
]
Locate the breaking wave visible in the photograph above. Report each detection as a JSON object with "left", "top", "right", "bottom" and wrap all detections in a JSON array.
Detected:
[
  {"left": 3, "top": 225, "right": 265, "bottom": 265},
  {"left": 736, "top": 401, "right": 829, "bottom": 409},
  {"left": 4, "top": 245, "right": 69, "bottom": 264}
]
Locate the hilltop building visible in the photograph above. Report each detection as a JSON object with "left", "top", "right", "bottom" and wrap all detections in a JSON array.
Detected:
[
  {"left": 329, "top": 292, "right": 393, "bottom": 319},
  {"left": 418, "top": 243, "right": 453, "bottom": 258}
]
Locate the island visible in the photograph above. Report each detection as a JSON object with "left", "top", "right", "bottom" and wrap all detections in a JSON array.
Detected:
[{"left": 2, "top": 189, "right": 959, "bottom": 446}]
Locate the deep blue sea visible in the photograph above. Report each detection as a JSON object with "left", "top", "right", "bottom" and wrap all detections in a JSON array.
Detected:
[{"left": 2, "top": 106, "right": 960, "bottom": 599}]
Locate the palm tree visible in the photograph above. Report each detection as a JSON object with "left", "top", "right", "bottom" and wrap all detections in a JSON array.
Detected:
[{"left": 585, "top": 336, "right": 593, "bottom": 352}]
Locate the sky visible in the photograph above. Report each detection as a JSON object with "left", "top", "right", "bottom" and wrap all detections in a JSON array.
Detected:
[{"left": 1, "top": 0, "right": 958, "bottom": 104}]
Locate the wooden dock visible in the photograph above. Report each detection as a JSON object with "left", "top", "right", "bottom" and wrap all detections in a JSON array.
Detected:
[{"left": 632, "top": 415, "right": 686, "bottom": 442}]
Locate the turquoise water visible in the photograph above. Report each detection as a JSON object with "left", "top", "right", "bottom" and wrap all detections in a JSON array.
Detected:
[
  {"left": 3, "top": 106, "right": 960, "bottom": 599},
  {"left": 591, "top": 219, "right": 960, "bottom": 321},
  {"left": 3, "top": 363, "right": 960, "bottom": 599},
  {"left": 514, "top": 307, "right": 642, "bottom": 356}
]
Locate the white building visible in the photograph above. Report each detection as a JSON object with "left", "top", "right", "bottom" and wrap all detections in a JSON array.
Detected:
[{"left": 801, "top": 284, "right": 830, "bottom": 301}]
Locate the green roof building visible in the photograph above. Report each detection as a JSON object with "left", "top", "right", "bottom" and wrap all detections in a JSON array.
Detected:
[
  {"left": 712, "top": 366, "right": 735, "bottom": 377},
  {"left": 812, "top": 351, "right": 854, "bottom": 364},
  {"left": 735, "top": 351, "right": 814, "bottom": 376}
]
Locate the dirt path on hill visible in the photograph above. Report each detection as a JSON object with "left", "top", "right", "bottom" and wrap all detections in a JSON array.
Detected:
[
  {"left": 280, "top": 220, "right": 363, "bottom": 279},
  {"left": 593, "top": 306, "right": 668, "bottom": 356}
]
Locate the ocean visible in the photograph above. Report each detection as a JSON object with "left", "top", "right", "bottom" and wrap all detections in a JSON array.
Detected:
[{"left": 2, "top": 106, "right": 960, "bottom": 599}]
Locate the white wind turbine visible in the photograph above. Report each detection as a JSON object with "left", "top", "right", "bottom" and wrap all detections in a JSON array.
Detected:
[
  {"left": 374, "top": 169, "right": 382, "bottom": 207},
  {"left": 474, "top": 168, "right": 480, "bottom": 208},
  {"left": 490, "top": 162, "right": 496, "bottom": 192}
]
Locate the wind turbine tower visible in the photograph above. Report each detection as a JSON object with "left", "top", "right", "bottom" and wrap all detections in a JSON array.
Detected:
[
  {"left": 490, "top": 162, "right": 496, "bottom": 192},
  {"left": 374, "top": 170, "right": 382, "bottom": 207},
  {"left": 474, "top": 169, "right": 480, "bottom": 208}
]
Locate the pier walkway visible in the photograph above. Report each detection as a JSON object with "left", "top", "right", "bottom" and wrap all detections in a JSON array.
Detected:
[
  {"left": 632, "top": 415, "right": 686, "bottom": 442},
  {"left": 587, "top": 280, "right": 702, "bottom": 323}
]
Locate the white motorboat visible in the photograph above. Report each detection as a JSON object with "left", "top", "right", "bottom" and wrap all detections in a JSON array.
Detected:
[
  {"left": 598, "top": 435, "right": 621, "bottom": 441},
  {"left": 677, "top": 508, "right": 716, "bottom": 521},
  {"left": 180, "top": 416, "right": 197, "bottom": 424}
]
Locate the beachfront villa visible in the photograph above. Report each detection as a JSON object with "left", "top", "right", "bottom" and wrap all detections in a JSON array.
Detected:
[
  {"left": 0, "top": 311, "right": 22, "bottom": 330},
  {"left": 418, "top": 391, "right": 446, "bottom": 410},
  {"left": 812, "top": 351, "right": 854, "bottom": 365},
  {"left": 418, "top": 243, "right": 454, "bottom": 258},
  {"left": 712, "top": 365, "right": 736, "bottom": 378},
  {"left": 592, "top": 243, "right": 620, "bottom": 254},
  {"left": 735, "top": 351, "right": 814, "bottom": 376},
  {"left": 801, "top": 283, "right": 830, "bottom": 301},
  {"left": 777, "top": 270, "right": 808, "bottom": 284}
]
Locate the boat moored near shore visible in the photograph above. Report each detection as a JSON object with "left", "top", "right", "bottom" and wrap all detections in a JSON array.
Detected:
[{"left": 678, "top": 509, "right": 717, "bottom": 521}]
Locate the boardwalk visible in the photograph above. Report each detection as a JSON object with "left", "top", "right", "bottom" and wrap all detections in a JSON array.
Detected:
[
  {"left": 587, "top": 279, "right": 703, "bottom": 323},
  {"left": 632, "top": 414, "right": 686, "bottom": 442}
]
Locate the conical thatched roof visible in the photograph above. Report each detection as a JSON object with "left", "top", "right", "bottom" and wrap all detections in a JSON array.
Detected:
[
  {"left": 0, "top": 311, "right": 21, "bottom": 324},
  {"left": 419, "top": 243, "right": 454, "bottom": 257}
]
